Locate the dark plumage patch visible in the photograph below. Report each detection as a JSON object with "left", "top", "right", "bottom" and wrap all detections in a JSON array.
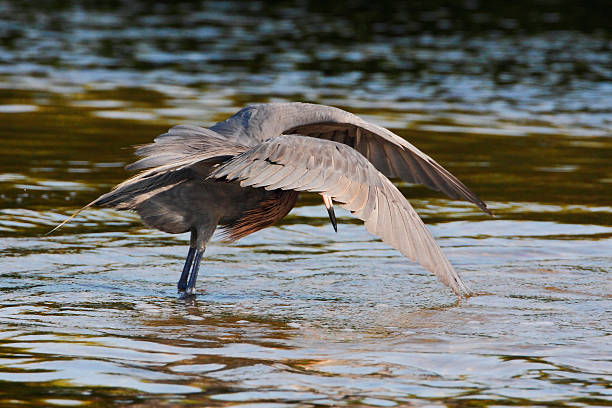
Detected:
[{"left": 219, "top": 189, "right": 299, "bottom": 242}]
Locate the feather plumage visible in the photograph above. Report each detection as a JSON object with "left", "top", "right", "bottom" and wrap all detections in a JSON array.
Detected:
[{"left": 209, "top": 135, "right": 472, "bottom": 297}]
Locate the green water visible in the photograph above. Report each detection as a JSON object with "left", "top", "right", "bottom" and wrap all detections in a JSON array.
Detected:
[{"left": 0, "top": 1, "right": 610, "bottom": 407}]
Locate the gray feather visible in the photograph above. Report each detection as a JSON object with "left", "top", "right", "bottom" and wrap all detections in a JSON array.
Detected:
[
  {"left": 209, "top": 135, "right": 472, "bottom": 297},
  {"left": 127, "top": 125, "right": 247, "bottom": 172},
  {"left": 210, "top": 102, "right": 489, "bottom": 214}
]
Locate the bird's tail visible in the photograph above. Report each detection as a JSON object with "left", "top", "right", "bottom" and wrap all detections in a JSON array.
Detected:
[
  {"left": 47, "top": 168, "right": 193, "bottom": 235},
  {"left": 49, "top": 125, "right": 249, "bottom": 234}
]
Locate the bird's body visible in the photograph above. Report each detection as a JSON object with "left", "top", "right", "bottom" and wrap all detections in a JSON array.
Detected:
[{"left": 58, "top": 103, "right": 490, "bottom": 297}]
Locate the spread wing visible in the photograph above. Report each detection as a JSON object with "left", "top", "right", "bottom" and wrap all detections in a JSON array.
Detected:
[
  {"left": 209, "top": 135, "right": 471, "bottom": 297},
  {"left": 210, "top": 102, "right": 490, "bottom": 214}
]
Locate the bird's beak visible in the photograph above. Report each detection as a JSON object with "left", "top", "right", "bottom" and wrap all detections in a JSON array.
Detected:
[{"left": 321, "top": 194, "right": 337, "bottom": 232}]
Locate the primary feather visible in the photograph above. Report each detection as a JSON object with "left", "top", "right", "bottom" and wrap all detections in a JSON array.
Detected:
[{"left": 209, "top": 135, "right": 471, "bottom": 296}]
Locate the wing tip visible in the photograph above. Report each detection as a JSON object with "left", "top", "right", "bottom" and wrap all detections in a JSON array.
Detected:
[
  {"left": 479, "top": 200, "right": 493, "bottom": 216},
  {"left": 454, "top": 280, "right": 473, "bottom": 299}
]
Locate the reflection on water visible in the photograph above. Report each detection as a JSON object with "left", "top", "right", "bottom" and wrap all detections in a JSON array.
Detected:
[
  {"left": 0, "top": 1, "right": 611, "bottom": 406},
  {"left": 1, "top": 218, "right": 610, "bottom": 406}
]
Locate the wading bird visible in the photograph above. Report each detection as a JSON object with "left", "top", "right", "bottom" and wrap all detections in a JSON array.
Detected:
[{"left": 56, "top": 103, "right": 490, "bottom": 297}]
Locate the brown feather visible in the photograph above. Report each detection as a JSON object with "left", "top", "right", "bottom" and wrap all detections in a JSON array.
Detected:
[{"left": 219, "top": 189, "right": 299, "bottom": 242}]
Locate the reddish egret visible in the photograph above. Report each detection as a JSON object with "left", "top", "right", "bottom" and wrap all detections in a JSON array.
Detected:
[{"left": 56, "top": 103, "right": 490, "bottom": 297}]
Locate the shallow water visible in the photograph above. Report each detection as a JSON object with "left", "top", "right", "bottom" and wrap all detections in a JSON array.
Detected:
[{"left": 0, "top": 1, "right": 611, "bottom": 407}]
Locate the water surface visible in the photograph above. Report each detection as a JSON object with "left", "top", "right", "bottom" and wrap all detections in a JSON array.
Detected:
[{"left": 0, "top": 1, "right": 610, "bottom": 406}]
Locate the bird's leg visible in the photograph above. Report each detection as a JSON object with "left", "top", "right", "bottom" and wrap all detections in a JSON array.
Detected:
[
  {"left": 178, "top": 229, "right": 198, "bottom": 291},
  {"left": 180, "top": 222, "right": 216, "bottom": 296},
  {"left": 321, "top": 194, "right": 337, "bottom": 232},
  {"left": 177, "top": 247, "right": 195, "bottom": 291},
  {"left": 184, "top": 247, "right": 205, "bottom": 296}
]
